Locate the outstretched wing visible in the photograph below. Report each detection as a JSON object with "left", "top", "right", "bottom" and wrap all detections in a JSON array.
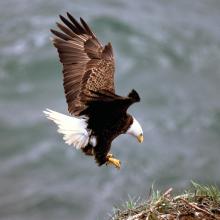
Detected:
[
  {"left": 81, "top": 89, "right": 140, "bottom": 124},
  {"left": 51, "top": 12, "right": 115, "bottom": 116}
]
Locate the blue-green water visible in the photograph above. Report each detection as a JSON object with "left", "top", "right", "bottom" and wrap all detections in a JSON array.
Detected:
[{"left": 1, "top": 0, "right": 220, "bottom": 219}]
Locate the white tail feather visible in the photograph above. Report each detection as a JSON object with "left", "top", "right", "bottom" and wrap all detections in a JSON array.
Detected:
[{"left": 43, "top": 109, "right": 90, "bottom": 149}]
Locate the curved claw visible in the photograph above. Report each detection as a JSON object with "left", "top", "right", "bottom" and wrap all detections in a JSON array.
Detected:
[{"left": 106, "top": 157, "right": 121, "bottom": 169}]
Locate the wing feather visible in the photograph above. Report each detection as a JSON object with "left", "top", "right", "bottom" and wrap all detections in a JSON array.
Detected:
[
  {"left": 66, "top": 13, "right": 87, "bottom": 34},
  {"left": 80, "top": 89, "right": 141, "bottom": 130},
  {"left": 51, "top": 12, "right": 115, "bottom": 116}
]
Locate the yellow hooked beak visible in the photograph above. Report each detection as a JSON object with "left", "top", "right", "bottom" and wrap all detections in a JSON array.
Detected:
[{"left": 137, "top": 133, "right": 144, "bottom": 143}]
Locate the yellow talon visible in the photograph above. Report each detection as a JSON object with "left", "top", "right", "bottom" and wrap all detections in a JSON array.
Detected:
[{"left": 106, "top": 157, "right": 121, "bottom": 169}]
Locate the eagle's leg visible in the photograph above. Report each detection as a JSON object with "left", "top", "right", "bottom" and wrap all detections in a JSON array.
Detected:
[
  {"left": 82, "top": 144, "right": 94, "bottom": 156},
  {"left": 106, "top": 154, "right": 121, "bottom": 169},
  {"left": 107, "top": 153, "right": 113, "bottom": 158}
]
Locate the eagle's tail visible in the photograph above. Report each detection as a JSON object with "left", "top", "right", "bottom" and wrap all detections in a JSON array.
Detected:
[{"left": 43, "top": 109, "right": 89, "bottom": 149}]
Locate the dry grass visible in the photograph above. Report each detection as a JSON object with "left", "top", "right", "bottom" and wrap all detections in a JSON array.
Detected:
[{"left": 110, "top": 182, "right": 220, "bottom": 220}]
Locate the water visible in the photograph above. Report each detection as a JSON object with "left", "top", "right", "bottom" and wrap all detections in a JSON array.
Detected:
[{"left": 1, "top": 0, "right": 220, "bottom": 219}]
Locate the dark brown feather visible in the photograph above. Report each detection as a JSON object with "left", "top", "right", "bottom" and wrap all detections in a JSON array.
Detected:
[
  {"left": 51, "top": 29, "right": 72, "bottom": 41},
  {"left": 66, "top": 13, "right": 86, "bottom": 34},
  {"left": 59, "top": 15, "right": 78, "bottom": 33},
  {"left": 56, "top": 22, "right": 76, "bottom": 39},
  {"left": 80, "top": 17, "right": 96, "bottom": 38}
]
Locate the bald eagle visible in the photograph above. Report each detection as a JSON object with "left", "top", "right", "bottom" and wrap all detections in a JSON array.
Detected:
[{"left": 44, "top": 12, "right": 143, "bottom": 169}]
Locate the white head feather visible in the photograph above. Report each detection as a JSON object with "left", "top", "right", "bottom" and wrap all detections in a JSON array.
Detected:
[{"left": 126, "top": 116, "right": 144, "bottom": 143}]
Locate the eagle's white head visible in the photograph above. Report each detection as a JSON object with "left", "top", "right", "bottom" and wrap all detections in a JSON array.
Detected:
[{"left": 126, "top": 116, "right": 144, "bottom": 143}]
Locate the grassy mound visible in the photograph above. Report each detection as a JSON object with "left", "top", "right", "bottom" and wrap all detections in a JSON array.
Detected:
[{"left": 110, "top": 182, "right": 220, "bottom": 220}]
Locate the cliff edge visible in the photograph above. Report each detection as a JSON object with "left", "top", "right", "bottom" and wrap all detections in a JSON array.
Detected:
[{"left": 110, "top": 182, "right": 220, "bottom": 220}]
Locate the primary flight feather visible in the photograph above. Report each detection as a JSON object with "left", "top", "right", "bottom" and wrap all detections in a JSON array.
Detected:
[{"left": 44, "top": 12, "right": 144, "bottom": 169}]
